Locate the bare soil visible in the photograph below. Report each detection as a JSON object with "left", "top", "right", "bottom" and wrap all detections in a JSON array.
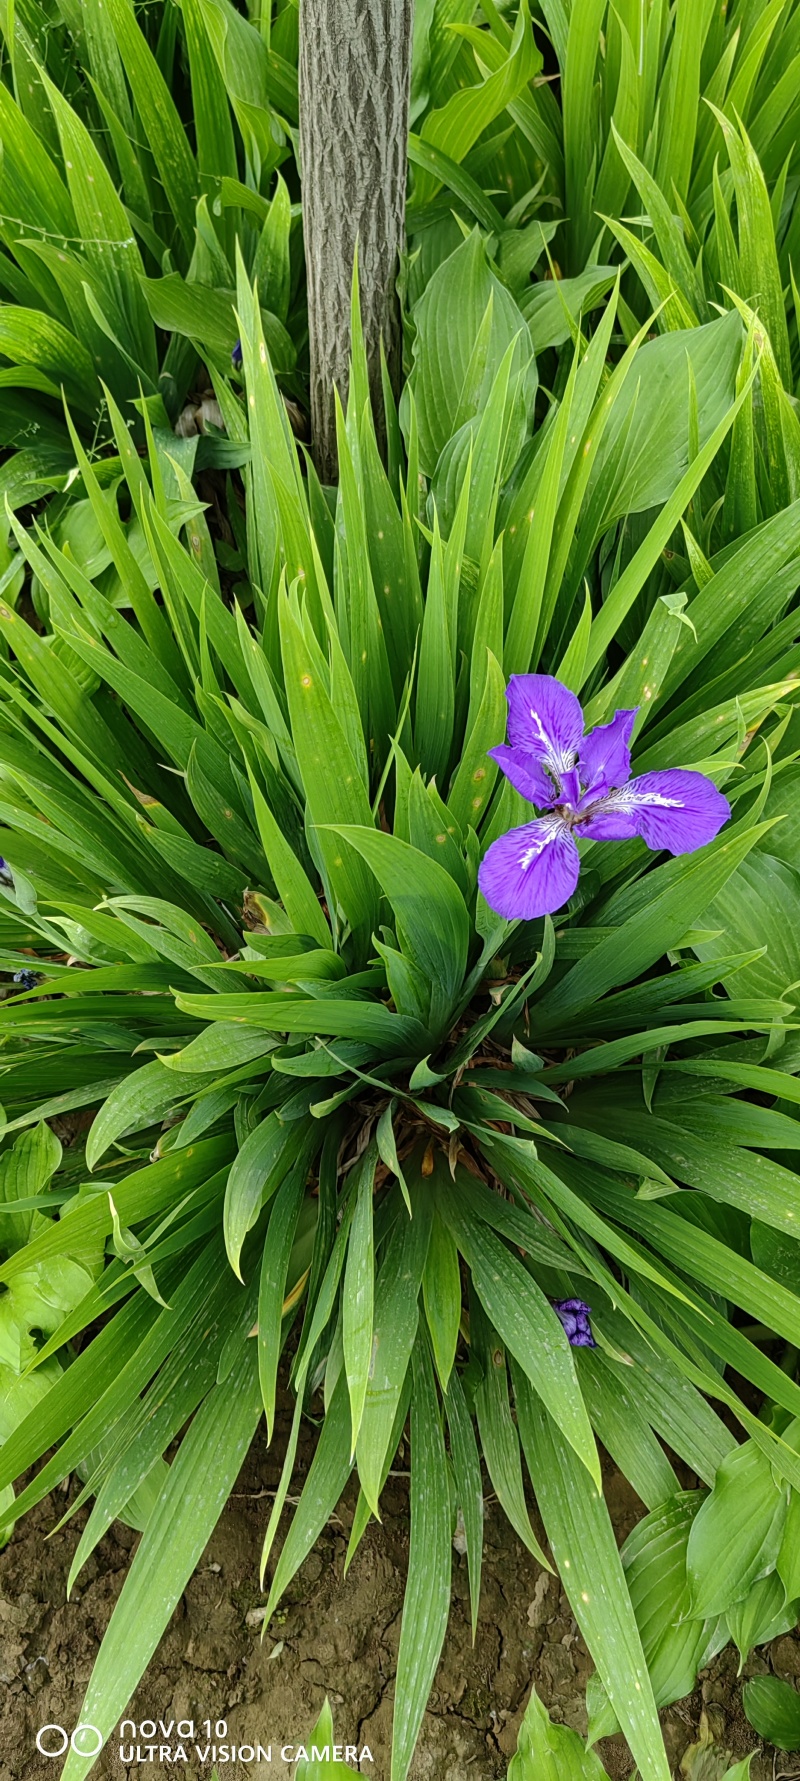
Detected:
[{"left": 1, "top": 1411, "right": 798, "bottom": 1781}]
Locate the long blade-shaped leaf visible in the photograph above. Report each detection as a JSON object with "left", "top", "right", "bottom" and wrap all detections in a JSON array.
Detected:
[
  {"left": 391, "top": 1337, "right": 451, "bottom": 1781},
  {"left": 61, "top": 1342, "right": 262, "bottom": 1781},
  {"left": 514, "top": 1368, "right": 671, "bottom": 1781}
]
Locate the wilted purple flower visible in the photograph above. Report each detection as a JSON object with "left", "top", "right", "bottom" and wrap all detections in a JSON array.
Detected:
[
  {"left": 13, "top": 969, "right": 38, "bottom": 991},
  {"left": 553, "top": 1298, "right": 597, "bottom": 1348},
  {"left": 232, "top": 339, "right": 243, "bottom": 369},
  {"left": 478, "top": 675, "right": 731, "bottom": 921},
  {"left": 0, "top": 857, "right": 10, "bottom": 884}
]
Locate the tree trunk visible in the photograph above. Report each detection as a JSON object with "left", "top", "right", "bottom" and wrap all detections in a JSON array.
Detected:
[{"left": 299, "top": 0, "right": 413, "bottom": 484}]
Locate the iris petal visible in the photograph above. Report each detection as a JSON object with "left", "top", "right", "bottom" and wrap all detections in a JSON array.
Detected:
[
  {"left": 578, "top": 707, "right": 637, "bottom": 800},
  {"left": 478, "top": 816, "right": 580, "bottom": 920},
  {"left": 488, "top": 745, "right": 557, "bottom": 807},
  {"left": 578, "top": 769, "right": 731, "bottom": 852},
  {"left": 505, "top": 675, "right": 584, "bottom": 772}
]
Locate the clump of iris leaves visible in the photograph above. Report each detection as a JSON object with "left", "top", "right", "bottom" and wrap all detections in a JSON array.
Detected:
[{"left": 2, "top": 4, "right": 800, "bottom": 1781}]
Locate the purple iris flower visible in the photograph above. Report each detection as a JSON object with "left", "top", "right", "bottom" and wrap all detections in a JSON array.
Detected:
[
  {"left": 232, "top": 339, "right": 243, "bottom": 369},
  {"left": 553, "top": 1298, "right": 597, "bottom": 1348},
  {"left": 478, "top": 675, "right": 731, "bottom": 921}
]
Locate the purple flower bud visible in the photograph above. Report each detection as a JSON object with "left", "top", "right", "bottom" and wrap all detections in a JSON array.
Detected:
[
  {"left": 553, "top": 1297, "right": 597, "bottom": 1348},
  {"left": 232, "top": 339, "right": 243, "bottom": 369},
  {"left": 0, "top": 857, "right": 11, "bottom": 884},
  {"left": 13, "top": 969, "right": 38, "bottom": 991}
]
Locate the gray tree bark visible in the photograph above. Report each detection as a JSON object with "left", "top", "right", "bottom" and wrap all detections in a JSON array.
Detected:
[{"left": 299, "top": 0, "right": 414, "bottom": 484}]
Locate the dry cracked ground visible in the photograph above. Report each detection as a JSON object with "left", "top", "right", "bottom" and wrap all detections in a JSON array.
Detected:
[{"left": 1, "top": 1404, "right": 799, "bottom": 1781}]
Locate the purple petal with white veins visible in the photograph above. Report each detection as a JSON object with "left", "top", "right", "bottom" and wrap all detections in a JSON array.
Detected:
[
  {"left": 505, "top": 675, "right": 584, "bottom": 773},
  {"left": 578, "top": 769, "right": 731, "bottom": 853},
  {"left": 478, "top": 816, "right": 580, "bottom": 920},
  {"left": 488, "top": 745, "right": 556, "bottom": 808},
  {"left": 578, "top": 707, "right": 637, "bottom": 799}
]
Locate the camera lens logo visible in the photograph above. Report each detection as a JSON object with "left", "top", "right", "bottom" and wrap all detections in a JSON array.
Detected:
[{"left": 36, "top": 1726, "right": 103, "bottom": 1758}]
